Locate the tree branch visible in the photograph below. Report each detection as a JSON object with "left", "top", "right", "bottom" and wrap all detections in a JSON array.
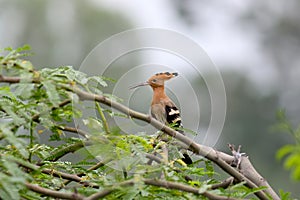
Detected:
[
  {"left": 25, "top": 183, "right": 84, "bottom": 200},
  {"left": 43, "top": 140, "right": 87, "bottom": 162},
  {"left": 145, "top": 153, "right": 162, "bottom": 164},
  {"left": 10, "top": 156, "right": 98, "bottom": 188},
  {"left": 210, "top": 177, "right": 234, "bottom": 190},
  {"left": 0, "top": 75, "right": 280, "bottom": 200},
  {"left": 58, "top": 125, "right": 89, "bottom": 138},
  {"left": 41, "top": 169, "right": 98, "bottom": 188},
  {"left": 60, "top": 159, "right": 113, "bottom": 189},
  {"left": 70, "top": 84, "right": 279, "bottom": 200}
]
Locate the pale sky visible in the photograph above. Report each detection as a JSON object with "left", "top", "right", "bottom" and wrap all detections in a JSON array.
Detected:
[{"left": 92, "top": 0, "right": 277, "bottom": 90}]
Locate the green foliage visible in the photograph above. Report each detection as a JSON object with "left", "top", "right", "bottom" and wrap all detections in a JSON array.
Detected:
[
  {"left": 274, "top": 110, "right": 300, "bottom": 181},
  {"left": 279, "top": 189, "right": 294, "bottom": 200},
  {"left": 0, "top": 46, "right": 283, "bottom": 199}
]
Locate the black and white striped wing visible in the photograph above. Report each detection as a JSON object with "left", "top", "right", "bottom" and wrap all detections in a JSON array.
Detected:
[
  {"left": 165, "top": 105, "right": 182, "bottom": 128},
  {"left": 165, "top": 105, "right": 192, "bottom": 164}
]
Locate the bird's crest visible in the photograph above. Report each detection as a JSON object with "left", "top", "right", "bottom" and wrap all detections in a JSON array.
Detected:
[
  {"left": 130, "top": 72, "right": 178, "bottom": 89},
  {"left": 147, "top": 72, "right": 178, "bottom": 88},
  {"left": 151, "top": 72, "right": 178, "bottom": 80}
]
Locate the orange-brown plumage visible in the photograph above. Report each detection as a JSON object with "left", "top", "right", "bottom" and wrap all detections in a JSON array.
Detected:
[{"left": 130, "top": 72, "right": 192, "bottom": 164}]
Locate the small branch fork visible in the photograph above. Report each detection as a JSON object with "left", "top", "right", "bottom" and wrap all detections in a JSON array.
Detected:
[{"left": 0, "top": 76, "right": 280, "bottom": 200}]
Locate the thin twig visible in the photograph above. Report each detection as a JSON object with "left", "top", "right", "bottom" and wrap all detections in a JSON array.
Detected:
[
  {"left": 44, "top": 140, "right": 87, "bottom": 162},
  {"left": 85, "top": 85, "right": 110, "bottom": 134},
  {"left": 210, "top": 177, "right": 234, "bottom": 190},
  {"left": 25, "top": 183, "right": 84, "bottom": 200},
  {"left": 61, "top": 159, "right": 113, "bottom": 189},
  {"left": 10, "top": 156, "right": 97, "bottom": 188},
  {"left": 58, "top": 125, "right": 89, "bottom": 138},
  {"left": 95, "top": 102, "right": 111, "bottom": 134}
]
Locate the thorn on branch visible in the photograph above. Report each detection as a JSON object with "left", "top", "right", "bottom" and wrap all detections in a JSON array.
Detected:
[{"left": 228, "top": 144, "right": 247, "bottom": 169}]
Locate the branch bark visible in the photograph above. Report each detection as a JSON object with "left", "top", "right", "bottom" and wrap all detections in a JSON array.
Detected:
[{"left": 25, "top": 183, "right": 85, "bottom": 200}]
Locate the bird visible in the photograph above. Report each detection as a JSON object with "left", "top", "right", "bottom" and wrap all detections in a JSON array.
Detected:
[{"left": 130, "top": 72, "right": 192, "bottom": 164}]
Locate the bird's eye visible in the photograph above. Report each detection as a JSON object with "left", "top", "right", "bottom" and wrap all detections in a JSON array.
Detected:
[{"left": 152, "top": 79, "right": 157, "bottom": 83}]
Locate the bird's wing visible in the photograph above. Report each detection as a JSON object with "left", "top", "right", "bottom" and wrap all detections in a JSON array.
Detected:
[{"left": 165, "top": 103, "right": 182, "bottom": 128}]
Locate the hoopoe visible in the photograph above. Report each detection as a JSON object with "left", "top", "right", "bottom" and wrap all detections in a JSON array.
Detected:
[{"left": 130, "top": 72, "right": 192, "bottom": 164}]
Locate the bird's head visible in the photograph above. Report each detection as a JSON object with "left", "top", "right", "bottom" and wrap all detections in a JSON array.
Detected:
[{"left": 130, "top": 72, "right": 178, "bottom": 89}]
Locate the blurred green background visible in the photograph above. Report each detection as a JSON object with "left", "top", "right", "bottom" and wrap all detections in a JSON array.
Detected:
[{"left": 1, "top": 0, "right": 299, "bottom": 197}]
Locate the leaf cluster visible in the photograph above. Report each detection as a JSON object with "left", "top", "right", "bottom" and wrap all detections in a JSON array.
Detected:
[{"left": 274, "top": 110, "right": 300, "bottom": 181}]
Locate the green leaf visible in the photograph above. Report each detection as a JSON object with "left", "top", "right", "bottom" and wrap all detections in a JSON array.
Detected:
[
  {"left": 205, "top": 160, "right": 214, "bottom": 177},
  {"left": 276, "top": 109, "right": 286, "bottom": 121},
  {"left": 284, "top": 154, "right": 300, "bottom": 169},
  {"left": 88, "top": 76, "right": 108, "bottom": 87},
  {"left": 3, "top": 46, "right": 13, "bottom": 51},
  {"left": 1, "top": 105, "right": 26, "bottom": 126},
  {"left": 0, "top": 187, "right": 12, "bottom": 200},
  {"left": 241, "top": 186, "right": 268, "bottom": 198},
  {"left": 292, "top": 165, "right": 300, "bottom": 180},
  {"left": 279, "top": 189, "right": 293, "bottom": 200},
  {"left": 42, "top": 80, "right": 60, "bottom": 106},
  {"left": 1, "top": 178, "right": 21, "bottom": 200},
  {"left": 198, "top": 184, "right": 210, "bottom": 194},
  {"left": 5, "top": 155, "right": 38, "bottom": 171},
  {"left": 0, "top": 156, "right": 30, "bottom": 200},
  {"left": 120, "top": 185, "right": 140, "bottom": 200},
  {"left": 65, "top": 66, "right": 88, "bottom": 84},
  {"left": 11, "top": 83, "right": 34, "bottom": 99},
  {"left": 83, "top": 117, "right": 103, "bottom": 132},
  {"left": 15, "top": 59, "right": 33, "bottom": 70},
  {"left": 29, "top": 144, "right": 52, "bottom": 160},
  {"left": 0, "top": 86, "right": 14, "bottom": 97},
  {"left": 3, "top": 157, "right": 29, "bottom": 181},
  {"left": 276, "top": 145, "right": 295, "bottom": 160},
  {"left": 16, "top": 44, "right": 31, "bottom": 52},
  {"left": 1, "top": 126, "right": 29, "bottom": 158}
]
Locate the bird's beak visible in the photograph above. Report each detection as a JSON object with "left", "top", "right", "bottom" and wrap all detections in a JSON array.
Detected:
[{"left": 129, "top": 81, "right": 149, "bottom": 90}]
